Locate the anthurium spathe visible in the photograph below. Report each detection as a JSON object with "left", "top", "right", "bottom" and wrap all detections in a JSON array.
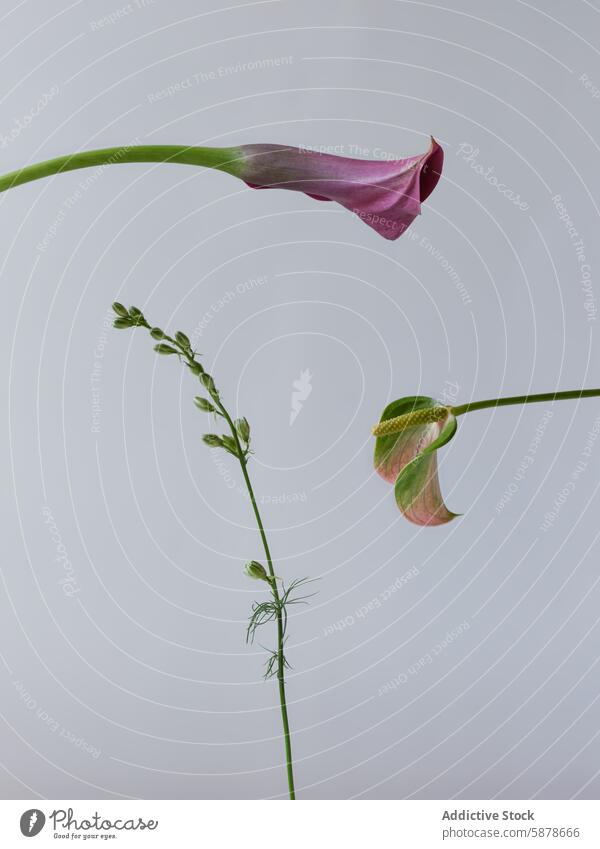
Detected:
[
  {"left": 373, "top": 387, "right": 600, "bottom": 526},
  {"left": 373, "top": 396, "right": 458, "bottom": 526},
  {"left": 0, "top": 138, "right": 443, "bottom": 240}
]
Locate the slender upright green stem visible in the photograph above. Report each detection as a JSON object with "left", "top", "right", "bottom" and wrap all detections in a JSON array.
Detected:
[
  {"left": 140, "top": 319, "right": 296, "bottom": 799},
  {"left": 452, "top": 388, "right": 600, "bottom": 418},
  {"left": 0, "top": 145, "right": 242, "bottom": 194},
  {"left": 217, "top": 405, "right": 296, "bottom": 800},
  {"left": 122, "top": 311, "right": 297, "bottom": 799}
]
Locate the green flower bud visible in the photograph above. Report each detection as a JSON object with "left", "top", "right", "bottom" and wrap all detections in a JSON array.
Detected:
[
  {"left": 186, "top": 361, "right": 204, "bottom": 376},
  {"left": 154, "top": 343, "right": 179, "bottom": 355},
  {"left": 194, "top": 397, "right": 215, "bottom": 413},
  {"left": 244, "top": 561, "right": 269, "bottom": 581},
  {"left": 113, "top": 317, "right": 133, "bottom": 329},
  {"left": 112, "top": 302, "right": 128, "bottom": 317},
  {"left": 129, "top": 306, "right": 143, "bottom": 318},
  {"left": 202, "top": 434, "right": 223, "bottom": 448},
  {"left": 175, "top": 331, "right": 191, "bottom": 350},
  {"left": 220, "top": 435, "right": 239, "bottom": 457},
  {"left": 235, "top": 417, "right": 250, "bottom": 443},
  {"left": 200, "top": 373, "right": 219, "bottom": 398},
  {"left": 150, "top": 327, "right": 165, "bottom": 340}
]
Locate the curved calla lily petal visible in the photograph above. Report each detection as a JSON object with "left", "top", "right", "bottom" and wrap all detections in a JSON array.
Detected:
[
  {"left": 227, "top": 138, "right": 443, "bottom": 240},
  {"left": 373, "top": 396, "right": 459, "bottom": 526},
  {"left": 0, "top": 139, "right": 442, "bottom": 242}
]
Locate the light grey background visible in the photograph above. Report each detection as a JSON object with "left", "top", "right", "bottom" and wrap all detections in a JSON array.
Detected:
[{"left": 1, "top": 0, "right": 600, "bottom": 800}]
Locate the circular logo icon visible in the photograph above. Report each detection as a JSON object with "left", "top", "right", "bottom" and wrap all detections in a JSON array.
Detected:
[{"left": 19, "top": 809, "right": 45, "bottom": 837}]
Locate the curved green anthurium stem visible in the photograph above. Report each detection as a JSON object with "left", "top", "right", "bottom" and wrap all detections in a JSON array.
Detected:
[
  {"left": 452, "top": 388, "right": 600, "bottom": 417},
  {"left": 0, "top": 145, "right": 243, "bottom": 194},
  {"left": 373, "top": 389, "right": 600, "bottom": 438}
]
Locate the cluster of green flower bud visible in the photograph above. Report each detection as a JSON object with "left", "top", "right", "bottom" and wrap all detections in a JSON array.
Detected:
[
  {"left": 201, "top": 432, "right": 239, "bottom": 457},
  {"left": 111, "top": 302, "right": 147, "bottom": 329},
  {"left": 200, "top": 415, "right": 251, "bottom": 460},
  {"left": 151, "top": 329, "right": 194, "bottom": 359},
  {"left": 195, "top": 372, "right": 240, "bottom": 458},
  {"left": 111, "top": 299, "right": 254, "bottom": 466},
  {"left": 111, "top": 304, "right": 205, "bottom": 372}
]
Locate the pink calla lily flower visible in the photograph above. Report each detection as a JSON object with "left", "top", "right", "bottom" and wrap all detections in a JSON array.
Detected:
[
  {"left": 0, "top": 138, "right": 442, "bottom": 241},
  {"left": 229, "top": 138, "right": 443, "bottom": 239}
]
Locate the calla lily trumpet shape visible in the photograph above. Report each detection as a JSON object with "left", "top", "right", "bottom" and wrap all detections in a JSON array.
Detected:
[
  {"left": 0, "top": 138, "right": 442, "bottom": 241},
  {"left": 373, "top": 396, "right": 458, "bottom": 526},
  {"left": 229, "top": 138, "right": 443, "bottom": 239}
]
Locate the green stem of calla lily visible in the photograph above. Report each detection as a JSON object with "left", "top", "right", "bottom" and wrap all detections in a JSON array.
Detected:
[
  {"left": 452, "top": 388, "right": 600, "bottom": 417},
  {"left": 0, "top": 139, "right": 445, "bottom": 240},
  {"left": 0, "top": 145, "right": 243, "bottom": 194}
]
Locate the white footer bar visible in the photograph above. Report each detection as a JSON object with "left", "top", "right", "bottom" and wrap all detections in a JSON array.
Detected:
[{"left": 0, "top": 799, "right": 598, "bottom": 847}]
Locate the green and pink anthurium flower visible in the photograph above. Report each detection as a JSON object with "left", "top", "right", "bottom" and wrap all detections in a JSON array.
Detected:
[
  {"left": 0, "top": 137, "right": 443, "bottom": 240},
  {"left": 373, "top": 396, "right": 458, "bottom": 526},
  {"left": 372, "top": 387, "right": 600, "bottom": 526}
]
